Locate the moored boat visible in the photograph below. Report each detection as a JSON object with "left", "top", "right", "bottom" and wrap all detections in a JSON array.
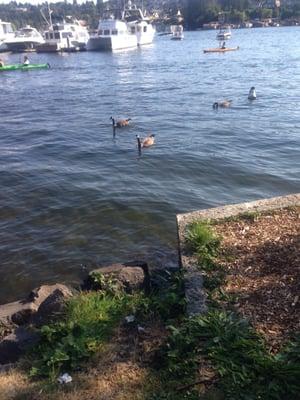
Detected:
[
  {"left": 4, "top": 26, "right": 44, "bottom": 53},
  {"left": 0, "top": 63, "right": 50, "bottom": 72},
  {"left": 0, "top": 20, "right": 15, "bottom": 52},
  {"left": 122, "top": 2, "right": 155, "bottom": 46},
  {"left": 216, "top": 26, "right": 231, "bottom": 41},
  {"left": 170, "top": 25, "right": 184, "bottom": 40},
  {"left": 37, "top": 18, "right": 89, "bottom": 53},
  {"left": 87, "top": 12, "right": 137, "bottom": 51}
]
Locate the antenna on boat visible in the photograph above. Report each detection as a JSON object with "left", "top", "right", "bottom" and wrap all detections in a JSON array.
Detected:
[{"left": 40, "top": 2, "right": 53, "bottom": 28}]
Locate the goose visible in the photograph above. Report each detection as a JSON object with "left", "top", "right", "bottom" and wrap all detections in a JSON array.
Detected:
[
  {"left": 213, "top": 100, "right": 232, "bottom": 109},
  {"left": 248, "top": 87, "right": 257, "bottom": 100},
  {"left": 136, "top": 134, "right": 155, "bottom": 151},
  {"left": 110, "top": 116, "right": 132, "bottom": 128}
]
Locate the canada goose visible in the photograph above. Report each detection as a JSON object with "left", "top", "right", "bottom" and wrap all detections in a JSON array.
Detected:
[
  {"left": 110, "top": 116, "right": 132, "bottom": 128},
  {"left": 248, "top": 87, "right": 257, "bottom": 100},
  {"left": 136, "top": 134, "right": 155, "bottom": 151},
  {"left": 213, "top": 100, "right": 232, "bottom": 109}
]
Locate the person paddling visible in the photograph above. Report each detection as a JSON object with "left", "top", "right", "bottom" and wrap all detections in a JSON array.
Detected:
[{"left": 23, "top": 56, "right": 30, "bottom": 65}]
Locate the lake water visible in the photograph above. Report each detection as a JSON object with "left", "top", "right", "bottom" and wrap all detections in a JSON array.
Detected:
[{"left": 0, "top": 27, "right": 299, "bottom": 303}]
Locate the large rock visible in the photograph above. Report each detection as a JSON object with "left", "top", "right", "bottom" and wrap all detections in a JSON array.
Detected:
[
  {"left": 84, "top": 262, "right": 150, "bottom": 293},
  {"left": 0, "top": 327, "right": 40, "bottom": 364},
  {"left": 31, "top": 285, "right": 74, "bottom": 327},
  {"left": 0, "top": 284, "right": 73, "bottom": 331}
]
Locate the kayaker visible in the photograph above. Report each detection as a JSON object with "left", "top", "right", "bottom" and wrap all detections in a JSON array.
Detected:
[
  {"left": 23, "top": 56, "right": 30, "bottom": 65},
  {"left": 0, "top": 59, "right": 4, "bottom": 67}
]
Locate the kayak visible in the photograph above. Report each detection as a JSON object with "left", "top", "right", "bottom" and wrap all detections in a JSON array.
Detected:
[
  {"left": 0, "top": 63, "right": 50, "bottom": 72},
  {"left": 203, "top": 47, "right": 239, "bottom": 53}
]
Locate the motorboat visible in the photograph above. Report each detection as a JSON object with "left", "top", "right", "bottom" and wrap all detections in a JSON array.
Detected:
[
  {"left": 4, "top": 26, "right": 44, "bottom": 52},
  {"left": 216, "top": 26, "right": 231, "bottom": 41},
  {"left": 170, "top": 25, "right": 184, "bottom": 40},
  {"left": 122, "top": 2, "right": 155, "bottom": 46},
  {"left": 87, "top": 11, "right": 137, "bottom": 51},
  {"left": 37, "top": 18, "right": 89, "bottom": 53},
  {"left": 0, "top": 20, "right": 15, "bottom": 52}
]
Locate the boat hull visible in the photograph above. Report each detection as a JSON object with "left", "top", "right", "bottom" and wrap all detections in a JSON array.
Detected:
[
  {"left": 4, "top": 41, "right": 43, "bottom": 53},
  {"left": 0, "top": 63, "right": 50, "bottom": 72},
  {"left": 36, "top": 42, "right": 82, "bottom": 53},
  {"left": 87, "top": 35, "right": 137, "bottom": 51}
]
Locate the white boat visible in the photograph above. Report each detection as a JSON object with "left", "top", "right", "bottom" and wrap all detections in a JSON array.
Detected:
[
  {"left": 0, "top": 20, "right": 15, "bottom": 52},
  {"left": 170, "top": 25, "right": 184, "bottom": 40},
  {"left": 37, "top": 18, "right": 89, "bottom": 53},
  {"left": 122, "top": 2, "right": 155, "bottom": 46},
  {"left": 4, "top": 26, "right": 44, "bottom": 52},
  {"left": 216, "top": 26, "right": 231, "bottom": 41},
  {"left": 87, "top": 12, "right": 137, "bottom": 51}
]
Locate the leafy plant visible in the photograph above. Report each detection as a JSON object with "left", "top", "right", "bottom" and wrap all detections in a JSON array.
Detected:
[
  {"left": 29, "top": 291, "right": 141, "bottom": 379},
  {"left": 159, "top": 310, "right": 300, "bottom": 400}
]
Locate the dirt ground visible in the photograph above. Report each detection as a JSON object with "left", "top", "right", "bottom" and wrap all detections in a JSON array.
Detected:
[{"left": 214, "top": 206, "right": 300, "bottom": 351}]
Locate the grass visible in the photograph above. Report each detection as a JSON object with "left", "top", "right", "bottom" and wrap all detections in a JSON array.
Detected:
[
  {"left": 28, "top": 291, "right": 143, "bottom": 379},
  {"left": 157, "top": 310, "right": 300, "bottom": 400},
  {"left": 26, "top": 270, "right": 186, "bottom": 381}
]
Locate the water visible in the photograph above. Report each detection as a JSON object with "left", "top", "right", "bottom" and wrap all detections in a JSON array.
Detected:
[{"left": 0, "top": 27, "right": 299, "bottom": 303}]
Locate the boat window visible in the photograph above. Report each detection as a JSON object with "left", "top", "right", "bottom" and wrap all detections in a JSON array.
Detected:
[
  {"left": 50, "top": 32, "right": 54, "bottom": 39},
  {"left": 54, "top": 32, "right": 60, "bottom": 39},
  {"left": 131, "top": 26, "right": 135, "bottom": 33},
  {"left": 104, "top": 29, "right": 110, "bottom": 35},
  {"left": 45, "top": 32, "right": 49, "bottom": 40},
  {"left": 62, "top": 32, "right": 71, "bottom": 38},
  {"left": 98, "top": 29, "right": 103, "bottom": 35},
  {"left": 111, "top": 29, "right": 118, "bottom": 35},
  {"left": 143, "top": 26, "right": 147, "bottom": 32}
]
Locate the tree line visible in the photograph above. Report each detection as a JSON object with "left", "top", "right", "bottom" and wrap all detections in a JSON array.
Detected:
[{"left": 0, "top": 0, "right": 299, "bottom": 31}]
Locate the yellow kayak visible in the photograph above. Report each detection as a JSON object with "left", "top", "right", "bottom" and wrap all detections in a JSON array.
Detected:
[{"left": 203, "top": 46, "right": 239, "bottom": 53}]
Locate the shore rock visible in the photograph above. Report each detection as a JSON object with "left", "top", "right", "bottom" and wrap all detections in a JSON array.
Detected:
[
  {"left": 0, "top": 284, "right": 73, "bottom": 331},
  {"left": 0, "top": 327, "right": 40, "bottom": 364},
  {"left": 31, "top": 285, "right": 74, "bottom": 327},
  {"left": 84, "top": 262, "right": 150, "bottom": 293}
]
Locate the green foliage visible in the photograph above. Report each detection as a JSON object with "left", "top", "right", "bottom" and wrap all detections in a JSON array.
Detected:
[
  {"left": 137, "top": 271, "right": 186, "bottom": 321},
  {"left": 88, "top": 271, "right": 121, "bottom": 295},
  {"left": 159, "top": 310, "right": 300, "bottom": 400},
  {"left": 29, "top": 291, "right": 141, "bottom": 379},
  {"left": 186, "top": 221, "right": 221, "bottom": 267}
]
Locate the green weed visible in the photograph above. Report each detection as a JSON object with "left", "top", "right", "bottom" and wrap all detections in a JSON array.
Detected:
[
  {"left": 29, "top": 291, "right": 141, "bottom": 379},
  {"left": 159, "top": 310, "right": 300, "bottom": 400}
]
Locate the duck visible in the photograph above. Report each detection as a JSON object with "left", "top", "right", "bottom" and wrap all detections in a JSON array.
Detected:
[
  {"left": 136, "top": 134, "right": 155, "bottom": 150},
  {"left": 110, "top": 116, "right": 131, "bottom": 128},
  {"left": 248, "top": 87, "right": 257, "bottom": 100},
  {"left": 213, "top": 100, "right": 232, "bottom": 109}
]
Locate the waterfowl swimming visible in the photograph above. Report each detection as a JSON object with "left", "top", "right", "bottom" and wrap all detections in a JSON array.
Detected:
[
  {"left": 110, "top": 116, "right": 131, "bottom": 128},
  {"left": 136, "top": 134, "right": 155, "bottom": 150},
  {"left": 213, "top": 100, "right": 232, "bottom": 109},
  {"left": 248, "top": 87, "right": 257, "bottom": 100}
]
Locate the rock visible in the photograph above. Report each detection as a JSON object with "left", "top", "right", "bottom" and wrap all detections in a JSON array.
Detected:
[
  {"left": 0, "top": 300, "right": 37, "bottom": 331},
  {"left": 84, "top": 262, "right": 150, "bottom": 293},
  {"left": 0, "top": 284, "right": 74, "bottom": 331},
  {"left": 0, "top": 327, "right": 40, "bottom": 364},
  {"left": 31, "top": 285, "right": 74, "bottom": 327}
]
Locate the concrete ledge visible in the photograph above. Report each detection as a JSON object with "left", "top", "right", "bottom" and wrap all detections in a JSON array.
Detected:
[{"left": 176, "top": 193, "right": 300, "bottom": 316}]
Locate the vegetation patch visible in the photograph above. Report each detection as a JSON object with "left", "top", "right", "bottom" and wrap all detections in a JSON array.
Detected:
[{"left": 2, "top": 207, "right": 299, "bottom": 399}]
